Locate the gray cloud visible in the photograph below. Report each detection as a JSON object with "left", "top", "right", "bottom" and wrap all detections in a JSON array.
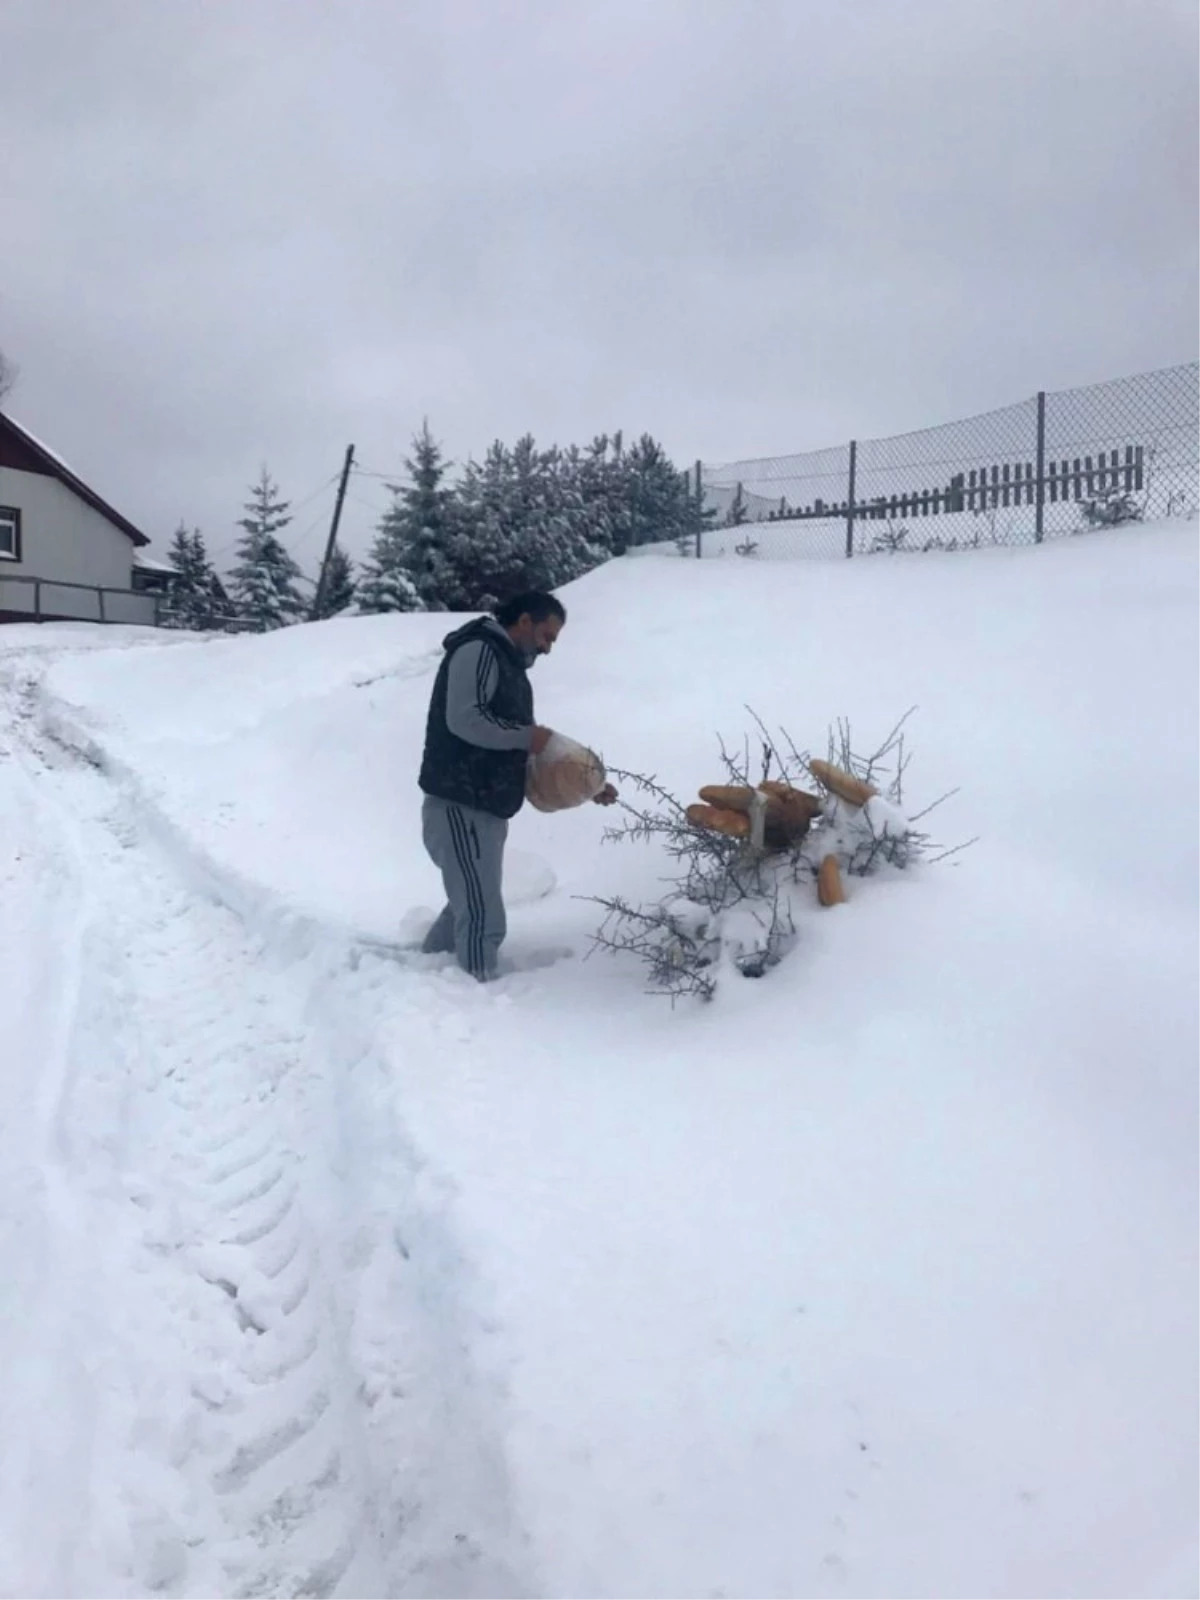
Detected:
[{"left": 2, "top": 0, "right": 1195, "bottom": 567}]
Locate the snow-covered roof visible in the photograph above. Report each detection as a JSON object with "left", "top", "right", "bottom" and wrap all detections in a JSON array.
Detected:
[
  {"left": 0, "top": 411, "right": 149, "bottom": 547},
  {"left": 7, "top": 415, "right": 76, "bottom": 475},
  {"left": 132, "top": 550, "right": 174, "bottom": 573}
]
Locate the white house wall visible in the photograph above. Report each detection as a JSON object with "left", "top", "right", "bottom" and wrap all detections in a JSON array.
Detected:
[
  {"left": 0, "top": 463, "right": 156, "bottom": 623},
  {"left": 0, "top": 464, "right": 136, "bottom": 585}
]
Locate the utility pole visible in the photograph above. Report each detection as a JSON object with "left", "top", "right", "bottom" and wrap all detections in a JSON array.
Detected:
[{"left": 311, "top": 444, "right": 355, "bottom": 620}]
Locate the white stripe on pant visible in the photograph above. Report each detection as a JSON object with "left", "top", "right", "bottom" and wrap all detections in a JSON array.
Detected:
[{"left": 421, "top": 795, "right": 508, "bottom": 981}]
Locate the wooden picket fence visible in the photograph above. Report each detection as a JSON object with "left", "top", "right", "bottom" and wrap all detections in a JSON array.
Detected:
[{"left": 757, "top": 444, "right": 1146, "bottom": 524}]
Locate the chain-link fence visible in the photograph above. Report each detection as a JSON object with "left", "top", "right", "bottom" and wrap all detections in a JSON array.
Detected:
[{"left": 696, "top": 361, "right": 1198, "bottom": 559}]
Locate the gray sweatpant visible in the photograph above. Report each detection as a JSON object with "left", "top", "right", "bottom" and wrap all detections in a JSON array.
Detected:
[{"left": 420, "top": 795, "right": 508, "bottom": 981}]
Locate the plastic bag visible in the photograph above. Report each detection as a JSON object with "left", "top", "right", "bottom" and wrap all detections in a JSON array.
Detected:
[{"left": 526, "top": 731, "right": 607, "bottom": 812}]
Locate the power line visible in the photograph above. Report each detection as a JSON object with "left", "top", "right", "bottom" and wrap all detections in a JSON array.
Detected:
[
  {"left": 343, "top": 490, "right": 388, "bottom": 513},
  {"left": 205, "top": 468, "right": 341, "bottom": 564},
  {"left": 290, "top": 470, "right": 342, "bottom": 510},
  {"left": 288, "top": 502, "right": 340, "bottom": 554}
]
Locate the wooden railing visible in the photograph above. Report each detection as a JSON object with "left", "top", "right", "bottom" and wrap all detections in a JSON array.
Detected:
[{"left": 0, "top": 573, "right": 161, "bottom": 626}]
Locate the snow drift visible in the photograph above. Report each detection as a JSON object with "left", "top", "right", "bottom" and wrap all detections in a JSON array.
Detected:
[{"left": 0, "top": 522, "right": 1196, "bottom": 1598}]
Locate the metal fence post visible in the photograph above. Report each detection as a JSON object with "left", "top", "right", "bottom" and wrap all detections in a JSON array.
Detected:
[
  {"left": 845, "top": 441, "right": 857, "bottom": 558},
  {"left": 34, "top": 579, "right": 42, "bottom": 623},
  {"left": 1034, "top": 391, "right": 1046, "bottom": 543},
  {"left": 98, "top": 586, "right": 107, "bottom": 624},
  {"left": 694, "top": 459, "right": 703, "bottom": 558}
]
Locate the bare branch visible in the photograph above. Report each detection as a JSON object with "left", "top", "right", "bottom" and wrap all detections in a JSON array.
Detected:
[{"left": 591, "top": 708, "right": 972, "bottom": 1000}]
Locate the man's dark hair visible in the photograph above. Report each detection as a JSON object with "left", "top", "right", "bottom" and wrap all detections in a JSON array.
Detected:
[{"left": 493, "top": 591, "right": 567, "bottom": 628}]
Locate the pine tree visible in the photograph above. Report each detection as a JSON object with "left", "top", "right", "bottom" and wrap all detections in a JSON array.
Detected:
[
  {"left": 358, "top": 507, "right": 426, "bottom": 613},
  {"left": 442, "top": 441, "right": 516, "bottom": 609},
  {"left": 446, "top": 434, "right": 617, "bottom": 606},
  {"left": 533, "top": 441, "right": 611, "bottom": 585},
  {"left": 312, "top": 545, "right": 356, "bottom": 619},
  {"left": 577, "top": 435, "right": 628, "bottom": 556},
  {"left": 403, "top": 421, "right": 456, "bottom": 603},
  {"left": 361, "top": 421, "right": 703, "bottom": 606},
  {"left": 617, "top": 435, "right": 707, "bottom": 550},
  {"left": 194, "top": 531, "right": 233, "bottom": 622},
  {"left": 164, "top": 522, "right": 200, "bottom": 628},
  {"left": 165, "top": 523, "right": 227, "bottom": 630},
  {"left": 360, "top": 422, "right": 457, "bottom": 610},
  {"left": 231, "top": 467, "right": 305, "bottom": 629},
  {"left": 357, "top": 502, "right": 424, "bottom": 612}
]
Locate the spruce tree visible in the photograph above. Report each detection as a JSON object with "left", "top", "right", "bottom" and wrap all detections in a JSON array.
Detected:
[
  {"left": 164, "top": 522, "right": 200, "bottom": 629},
  {"left": 357, "top": 515, "right": 423, "bottom": 613},
  {"left": 231, "top": 467, "right": 305, "bottom": 629},
  {"left": 403, "top": 421, "right": 455, "bottom": 603},
  {"left": 623, "top": 434, "right": 704, "bottom": 549},
  {"left": 356, "top": 422, "right": 456, "bottom": 611},
  {"left": 442, "top": 442, "right": 515, "bottom": 609},
  {"left": 194, "top": 531, "right": 233, "bottom": 623},
  {"left": 165, "top": 523, "right": 226, "bottom": 629},
  {"left": 577, "top": 435, "right": 628, "bottom": 556},
  {"left": 362, "top": 422, "right": 455, "bottom": 609}
]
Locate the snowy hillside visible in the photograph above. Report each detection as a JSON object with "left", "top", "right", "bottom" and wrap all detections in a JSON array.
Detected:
[{"left": 1, "top": 525, "right": 1196, "bottom": 1599}]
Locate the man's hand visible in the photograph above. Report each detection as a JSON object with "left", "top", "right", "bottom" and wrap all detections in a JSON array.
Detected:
[
  {"left": 530, "top": 725, "right": 553, "bottom": 757},
  {"left": 592, "top": 782, "right": 619, "bottom": 806}
]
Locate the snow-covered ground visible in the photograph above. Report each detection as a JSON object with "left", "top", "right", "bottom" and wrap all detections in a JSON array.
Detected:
[{"left": 1, "top": 523, "right": 1196, "bottom": 1599}]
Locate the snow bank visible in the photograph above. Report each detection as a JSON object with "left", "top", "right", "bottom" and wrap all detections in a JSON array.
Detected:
[{"left": 13, "top": 521, "right": 1199, "bottom": 1597}]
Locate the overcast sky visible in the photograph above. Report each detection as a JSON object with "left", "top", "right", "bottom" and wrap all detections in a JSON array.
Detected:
[{"left": 2, "top": 0, "right": 1196, "bottom": 568}]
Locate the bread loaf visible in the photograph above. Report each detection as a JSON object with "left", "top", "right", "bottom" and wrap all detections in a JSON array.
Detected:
[
  {"left": 761, "top": 783, "right": 823, "bottom": 821},
  {"left": 699, "top": 781, "right": 823, "bottom": 820},
  {"left": 760, "top": 778, "right": 818, "bottom": 801},
  {"left": 685, "top": 803, "right": 751, "bottom": 838},
  {"left": 817, "top": 854, "right": 846, "bottom": 906},
  {"left": 698, "top": 784, "right": 756, "bottom": 812},
  {"left": 526, "top": 733, "right": 607, "bottom": 812},
  {"left": 808, "top": 759, "right": 877, "bottom": 809}
]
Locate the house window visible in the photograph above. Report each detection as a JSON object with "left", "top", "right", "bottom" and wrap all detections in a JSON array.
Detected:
[{"left": 0, "top": 506, "right": 20, "bottom": 561}]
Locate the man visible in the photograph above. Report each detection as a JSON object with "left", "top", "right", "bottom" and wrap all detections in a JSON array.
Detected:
[{"left": 418, "top": 589, "right": 617, "bottom": 981}]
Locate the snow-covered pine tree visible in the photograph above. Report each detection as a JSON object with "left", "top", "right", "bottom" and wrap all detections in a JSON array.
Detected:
[
  {"left": 357, "top": 513, "right": 424, "bottom": 613},
  {"left": 514, "top": 437, "right": 573, "bottom": 589},
  {"left": 164, "top": 523, "right": 226, "bottom": 629},
  {"left": 445, "top": 428, "right": 702, "bottom": 601},
  {"left": 311, "top": 545, "right": 356, "bottom": 619},
  {"left": 536, "top": 442, "right": 612, "bottom": 585},
  {"left": 190, "top": 528, "right": 230, "bottom": 627},
  {"left": 441, "top": 442, "right": 515, "bottom": 610},
  {"left": 453, "top": 434, "right": 561, "bottom": 597},
  {"left": 164, "top": 522, "right": 201, "bottom": 628},
  {"left": 576, "top": 434, "right": 629, "bottom": 556},
  {"left": 197, "top": 534, "right": 235, "bottom": 622},
  {"left": 476, "top": 433, "right": 607, "bottom": 592},
  {"left": 616, "top": 434, "right": 697, "bottom": 550},
  {"left": 230, "top": 467, "right": 306, "bottom": 630},
  {"left": 360, "top": 422, "right": 455, "bottom": 610}
]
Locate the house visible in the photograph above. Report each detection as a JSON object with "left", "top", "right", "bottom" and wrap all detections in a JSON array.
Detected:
[
  {"left": 0, "top": 410, "right": 160, "bottom": 625},
  {"left": 131, "top": 549, "right": 177, "bottom": 596}
]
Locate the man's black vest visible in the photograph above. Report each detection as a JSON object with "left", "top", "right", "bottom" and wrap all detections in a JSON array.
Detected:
[{"left": 419, "top": 618, "right": 534, "bottom": 819}]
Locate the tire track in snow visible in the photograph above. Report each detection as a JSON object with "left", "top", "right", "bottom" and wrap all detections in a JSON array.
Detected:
[
  {"left": 0, "top": 668, "right": 108, "bottom": 1597},
  {"left": 1, "top": 658, "right": 532, "bottom": 1599}
]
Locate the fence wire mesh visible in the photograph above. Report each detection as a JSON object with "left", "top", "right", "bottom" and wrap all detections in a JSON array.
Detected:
[{"left": 698, "top": 361, "right": 1198, "bottom": 559}]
